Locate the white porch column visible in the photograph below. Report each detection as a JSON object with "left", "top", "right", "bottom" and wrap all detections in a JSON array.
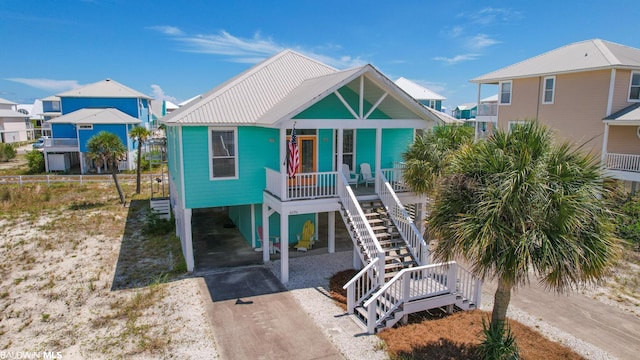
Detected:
[
  {"left": 280, "top": 212, "right": 289, "bottom": 284},
  {"left": 601, "top": 123, "right": 610, "bottom": 165},
  {"left": 251, "top": 204, "right": 256, "bottom": 248},
  {"left": 262, "top": 203, "right": 270, "bottom": 263},
  {"left": 44, "top": 151, "right": 50, "bottom": 172},
  {"left": 184, "top": 208, "right": 194, "bottom": 272},
  {"left": 374, "top": 128, "right": 382, "bottom": 193},
  {"left": 337, "top": 128, "right": 343, "bottom": 171},
  {"left": 353, "top": 245, "right": 361, "bottom": 270},
  {"left": 328, "top": 211, "right": 335, "bottom": 253}
]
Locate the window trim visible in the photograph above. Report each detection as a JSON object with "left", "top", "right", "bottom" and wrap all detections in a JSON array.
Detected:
[
  {"left": 507, "top": 120, "right": 528, "bottom": 132},
  {"left": 334, "top": 129, "right": 356, "bottom": 171},
  {"left": 542, "top": 76, "right": 555, "bottom": 104},
  {"left": 78, "top": 124, "right": 93, "bottom": 130},
  {"left": 208, "top": 127, "right": 239, "bottom": 180},
  {"left": 629, "top": 71, "right": 640, "bottom": 102},
  {"left": 499, "top": 80, "right": 512, "bottom": 105}
]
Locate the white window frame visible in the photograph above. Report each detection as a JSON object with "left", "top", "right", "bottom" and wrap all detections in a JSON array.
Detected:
[
  {"left": 499, "top": 81, "right": 512, "bottom": 105},
  {"left": 78, "top": 124, "right": 93, "bottom": 130},
  {"left": 51, "top": 101, "right": 60, "bottom": 111},
  {"left": 208, "top": 127, "right": 238, "bottom": 180},
  {"left": 629, "top": 71, "right": 640, "bottom": 102},
  {"left": 334, "top": 129, "right": 356, "bottom": 171},
  {"left": 542, "top": 76, "right": 555, "bottom": 104},
  {"left": 507, "top": 120, "right": 527, "bottom": 132}
]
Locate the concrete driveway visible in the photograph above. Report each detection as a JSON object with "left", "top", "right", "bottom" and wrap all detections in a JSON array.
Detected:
[{"left": 199, "top": 266, "right": 344, "bottom": 360}]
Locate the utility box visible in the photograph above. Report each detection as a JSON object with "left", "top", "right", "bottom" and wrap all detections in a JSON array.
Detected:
[{"left": 49, "top": 153, "right": 71, "bottom": 171}]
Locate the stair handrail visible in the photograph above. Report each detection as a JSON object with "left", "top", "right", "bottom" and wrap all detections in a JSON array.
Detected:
[
  {"left": 377, "top": 170, "right": 430, "bottom": 265},
  {"left": 456, "top": 265, "right": 483, "bottom": 307},
  {"left": 342, "top": 257, "right": 381, "bottom": 314},
  {"left": 363, "top": 261, "right": 457, "bottom": 334},
  {"left": 337, "top": 172, "right": 385, "bottom": 283}
]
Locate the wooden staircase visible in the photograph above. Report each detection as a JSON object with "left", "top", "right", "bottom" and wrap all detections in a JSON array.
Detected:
[{"left": 337, "top": 170, "right": 482, "bottom": 334}]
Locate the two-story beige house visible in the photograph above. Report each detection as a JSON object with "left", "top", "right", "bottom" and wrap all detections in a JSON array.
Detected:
[{"left": 471, "top": 39, "right": 640, "bottom": 182}]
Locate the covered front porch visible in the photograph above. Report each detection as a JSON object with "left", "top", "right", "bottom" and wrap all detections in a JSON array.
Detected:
[{"left": 602, "top": 104, "right": 640, "bottom": 182}]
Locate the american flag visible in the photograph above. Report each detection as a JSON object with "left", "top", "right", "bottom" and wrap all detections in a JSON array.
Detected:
[{"left": 288, "top": 125, "right": 299, "bottom": 178}]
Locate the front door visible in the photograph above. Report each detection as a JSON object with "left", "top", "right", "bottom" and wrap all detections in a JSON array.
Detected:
[{"left": 287, "top": 135, "right": 316, "bottom": 186}]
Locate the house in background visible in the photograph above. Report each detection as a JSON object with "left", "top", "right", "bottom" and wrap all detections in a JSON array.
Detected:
[
  {"left": 468, "top": 94, "right": 498, "bottom": 140},
  {"left": 395, "top": 77, "right": 446, "bottom": 112},
  {"left": 162, "top": 49, "right": 481, "bottom": 333},
  {"left": 471, "top": 39, "right": 640, "bottom": 182},
  {"left": 0, "top": 97, "right": 31, "bottom": 143},
  {"left": 42, "top": 79, "right": 152, "bottom": 173},
  {"left": 39, "top": 95, "right": 62, "bottom": 137},
  {"left": 452, "top": 102, "right": 477, "bottom": 120}
]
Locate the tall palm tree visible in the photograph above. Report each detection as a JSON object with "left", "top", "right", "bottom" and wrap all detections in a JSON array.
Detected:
[
  {"left": 87, "top": 131, "right": 127, "bottom": 204},
  {"left": 402, "top": 125, "right": 474, "bottom": 195},
  {"left": 427, "top": 121, "right": 620, "bottom": 328},
  {"left": 129, "top": 126, "right": 151, "bottom": 194}
]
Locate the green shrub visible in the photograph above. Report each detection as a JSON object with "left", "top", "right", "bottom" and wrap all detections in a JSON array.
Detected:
[
  {"left": 25, "top": 150, "right": 45, "bottom": 174},
  {"left": 142, "top": 209, "right": 175, "bottom": 235},
  {"left": 0, "top": 143, "right": 17, "bottom": 162},
  {"left": 476, "top": 319, "right": 519, "bottom": 360},
  {"left": 607, "top": 186, "right": 640, "bottom": 249}
]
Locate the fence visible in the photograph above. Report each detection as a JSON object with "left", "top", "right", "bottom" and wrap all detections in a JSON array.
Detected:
[{"left": 0, "top": 174, "right": 168, "bottom": 187}]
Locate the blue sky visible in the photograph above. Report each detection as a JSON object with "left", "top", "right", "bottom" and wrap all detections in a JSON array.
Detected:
[{"left": 1, "top": 0, "right": 638, "bottom": 113}]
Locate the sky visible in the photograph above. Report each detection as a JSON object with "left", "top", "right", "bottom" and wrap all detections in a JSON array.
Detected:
[{"left": 1, "top": 0, "right": 639, "bottom": 114}]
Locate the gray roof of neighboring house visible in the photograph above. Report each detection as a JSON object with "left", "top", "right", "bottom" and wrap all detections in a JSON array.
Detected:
[
  {"left": 41, "top": 95, "right": 60, "bottom": 102},
  {"left": 472, "top": 39, "right": 640, "bottom": 83},
  {"left": 604, "top": 103, "right": 640, "bottom": 122},
  {"left": 423, "top": 108, "right": 463, "bottom": 124},
  {"left": 481, "top": 94, "right": 498, "bottom": 103},
  {"left": 395, "top": 77, "right": 446, "bottom": 101},
  {"left": 163, "top": 49, "right": 442, "bottom": 126},
  {"left": 46, "top": 108, "right": 141, "bottom": 124},
  {"left": 56, "top": 79, "right": 152, "bottom": 99},
  {"left": 0, "top": 109, "right": 29, "bottom": 118}
]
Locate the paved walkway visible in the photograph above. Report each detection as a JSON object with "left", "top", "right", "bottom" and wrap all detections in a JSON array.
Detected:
[
  {"left": 198, "top": 267, "right": 344, "bottom": 360},
  {"left": 484, "top": 280, "right": 640, "bottom": 360}
]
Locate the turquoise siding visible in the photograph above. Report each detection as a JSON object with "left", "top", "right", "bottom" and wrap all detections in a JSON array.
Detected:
[
  {"left": 228, "top": 205, "right": 316, "bottom": 246},
  {"left": 183, "top": 126, "right": 279, "bottom": 209},
  {"left": 355, "top": 129, "right": 376, "bottom": 173},
  {"left": 166, "top": 126, "right": 183, "bottom": 204},
  {"left": 381, "top": 128, "right": 413, "bottom": 168},
  {"left": 78, "top": 124, "right": 128, "bottom": 153},
  {"left": 295, "top": 87, "right": 390, "bottom": 120},
  {"left": 228, "top": 205, "right": 253, "bottom": 245},
  {"left": 318, "top": 129, "right": 334, "bottom": 172}
]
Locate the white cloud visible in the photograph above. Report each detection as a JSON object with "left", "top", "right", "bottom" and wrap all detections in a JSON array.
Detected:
[
  {"left": 151, "top": 27, "right": 367, "bottom": 68},
  {"left": 147, "top": 25, "right": 184, "bottom": 36},
  {"left": 6, "top": 78, "right": 81, "bottom": 92},
  {"left": 467, "top": 34, "right": 500, "bottom": 50},
  {"left": 433, "top": 54, "right": 480, "bottom": 65},
  {"left": 471, "top": 7, "right": 522, "bottom": 25},
  {"left": 150, "top": 84, "right": 177, "bottom": 102},
  {"left": 448, "top": 26, "right": 464, "bottom": 38}
]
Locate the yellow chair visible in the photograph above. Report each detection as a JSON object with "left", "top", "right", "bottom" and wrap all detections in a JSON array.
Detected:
[{"left": 294, "top": 220, "right": 316, "bottom": 252}]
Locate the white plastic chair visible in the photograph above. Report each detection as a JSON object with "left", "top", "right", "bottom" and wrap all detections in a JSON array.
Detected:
[
  {"left": 341, "top": 164, "right": 359, "bottom": 187},
  {"left": 359, "top": 163, "right": 375, "bottom": 187}
]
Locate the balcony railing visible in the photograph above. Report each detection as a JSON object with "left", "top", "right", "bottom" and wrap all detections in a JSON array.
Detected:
[
  {"left": 605, "top": 153, "right": 640, "bottom": 173},
  {"left": 44, "top": 138, "right": 79, "bottom": 148},
  {"left": 477, "top": 103, "right": 498, "bottom": 117}
]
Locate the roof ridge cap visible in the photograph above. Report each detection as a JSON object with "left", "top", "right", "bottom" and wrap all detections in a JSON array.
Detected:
[{"left": 593, "top": 39, "right": 621, "bottom": 65}]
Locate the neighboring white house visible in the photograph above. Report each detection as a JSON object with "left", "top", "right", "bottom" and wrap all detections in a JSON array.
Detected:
[{"left": 0, "top": 98, "right": 31, "bottom": 143}]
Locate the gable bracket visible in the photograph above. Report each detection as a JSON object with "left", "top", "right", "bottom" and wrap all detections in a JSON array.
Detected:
[
  {"left": 334, "top": 89, "right": 360, "bottom": 119},
  {"left": 364, "top": 92, "right": 388, "bottom": 120}
]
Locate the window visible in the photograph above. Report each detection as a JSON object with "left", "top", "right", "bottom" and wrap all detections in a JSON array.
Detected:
[
  {"left": 508, "top": 121, "right": 527, "bottom": 132},
  {"left": 499, "top": 81, "right": 512, "bottom": 105},
  {"left": 629, "top": 72, "right": 640, "bottom": 101},
  {"left": 52, "top": 101, "right": 60, "bottom": 111},
  {"left": 209, "top": 128, "right": 237, "bottom": 179},
  {"left": 543, "top": 76, "right": 555, "bottom": 104},
  {"left": 78, "top": 124, "right": 93, "bottom": 130}
]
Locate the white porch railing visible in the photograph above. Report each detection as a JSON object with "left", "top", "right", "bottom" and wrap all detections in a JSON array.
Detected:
[
  {"left": 343, "top": 258, "right": 381, "bottom": 313},
  {"left": 456, "top": 266, "right": 482, "bottom": 309},
  {"left": 117, "top": 160, "right": 128, "bottom": 171},
  {"left": 605, "top": 153, "right": 640, "bottom": 173},
  {"left": 44, "top": 138, "right": 78, "bottom": 148},
  {"left": 381, "top": 168, "right": 410, "bottom": 192},
  {"left": 265, "top": 168, "right": 338, "bottom": 201},
  {"left": 477, "top": 103, "right": 498, "bottom": 116},
  {"left": 378, "top": 170, "right": 430, "bottom": 265}
]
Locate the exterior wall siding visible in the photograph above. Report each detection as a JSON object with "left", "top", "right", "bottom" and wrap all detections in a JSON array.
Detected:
[
  {"left": 612, "top": 69, "right": 634, "bottom": 113},
  {"left": 381, "top": 128, "right": 413, "bottom": 168},
  {"left": 61, "top": 97, "right": 139, "bottom": 118},
  {"left": 183, "top": 126, "right": 279, "bottom": 209},
  {"left": 294, "top": 86, "right": 391, "bottom": 120},
  {"left": 51, "top": 123, "right": 77, "bottom": 138},
  {"left": 498, "top": 70, "right": 611, "bottom": 154},
  {"left": 78, "top": 124, "right": 128, "bottom": 153},
  {"left": 318, "top": 129, "right": 334, "bottom": 172},
  {"left": 355, "top": 129, "right": 376, "bottom": 173},
  {"left": 607, "top": 126, "right": 640, "bottom": 154}
]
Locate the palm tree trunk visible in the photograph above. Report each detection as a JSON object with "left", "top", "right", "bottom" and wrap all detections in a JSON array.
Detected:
[
  {"left": 135, "top": 142, "right": 142, "bottom": 194},
  {"left": 110, "top": 158, "right": 125, "bottom": 204},
  {"left": 491, "top": 278, "right": 512, "bottom": 326}
]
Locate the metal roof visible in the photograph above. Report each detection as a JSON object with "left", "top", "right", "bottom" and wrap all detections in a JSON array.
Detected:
[
  {"left": 472, "top": 39, "right": 640, "bottom": 83},
  {"left": 46, "top": 108, "right": 141, "bottom": 124},
  {"left": 395, "top": 77, "right": 446, "bottom": 101},
  {"left": 163, "top": 50, "right": 336, "bottom": 125},
  {"left": 56, "top": 79, "right": 152, "bottom": 99},
  {"left": 41, "top": 95, "right": 60, "bottom": 101},
  {"left": 0, "top": 109, "right": 29, "bottom": 118},
  {"left": 423, "top": 108, "right": 463, "bottom": 124},
  {"left": 0, "top": 97, "right": 17, "bottom": 105},
  {"left": 455, "top": 103, "right": 476, "bottom": 110}
]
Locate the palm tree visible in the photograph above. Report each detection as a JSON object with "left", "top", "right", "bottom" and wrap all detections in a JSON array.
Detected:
[
  {"left": 426, "top": 121, "right": 620, "bottom": 328},
  {"left": 129, "top": 126, "right": 151, "bottom": 194},
  {"left": 87, "top": 131, "right": 127, "bottom": 204},
  {"left": 402, "top": 125, "right": 474, "bottom": 195}
]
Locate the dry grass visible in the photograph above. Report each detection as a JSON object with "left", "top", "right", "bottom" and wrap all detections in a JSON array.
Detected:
[{"left": 329, "top": 270, "right": 585, "bottom": 360}]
